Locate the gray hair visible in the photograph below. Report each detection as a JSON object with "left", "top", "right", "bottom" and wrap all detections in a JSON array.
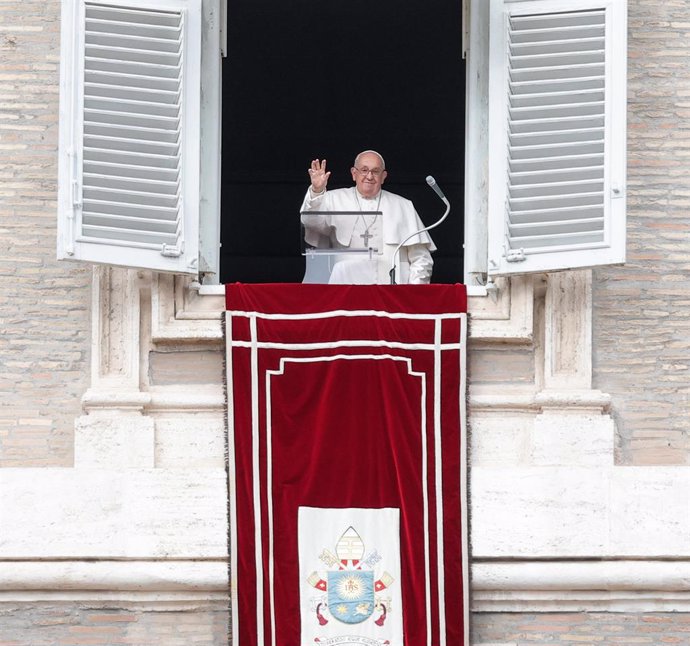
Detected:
[{"left": 354, "top": 150, "right": 386, "bottom": 170}]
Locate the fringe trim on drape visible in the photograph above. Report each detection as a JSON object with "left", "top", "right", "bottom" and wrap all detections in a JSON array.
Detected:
[
  {"left": 221, "top": 312, "right": 234, "bottom": 645},
  {"left": 464, "top": 311, "right": 474, "bottom": 642}
]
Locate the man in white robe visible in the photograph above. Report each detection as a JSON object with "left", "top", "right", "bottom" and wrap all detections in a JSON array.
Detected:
[{"left": 300, "top": 150, "right": 435, "bottom": 284}]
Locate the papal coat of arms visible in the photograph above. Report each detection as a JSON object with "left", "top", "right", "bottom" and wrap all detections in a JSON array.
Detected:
[{"left": 306, "top": 525, "right": 395, "bottom": 643}]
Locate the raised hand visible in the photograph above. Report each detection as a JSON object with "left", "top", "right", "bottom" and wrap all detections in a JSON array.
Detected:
[{"left": 308, "top": 158, "right": 331, "bottom": 193}]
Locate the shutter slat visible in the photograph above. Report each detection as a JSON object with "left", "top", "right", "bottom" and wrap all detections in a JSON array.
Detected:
[
  {"left": 510, "top": 115, "right": 604, "bottom": 134},
  {"left": 511, "top": 36, "right": 604, "bottom": 55},
  {"left": 506, "top": 230, "right": 605, "bottom": 249},
  {"left": 510, "top": 166, "right": 604, "bottom": 185},
  {"left": 83, "top": 198, "right": 178, "bottom": 220},
  {"left": 84, "top": 108, "right": 179, "bottom": 130},
  {"left": 84, "top": 97, "right": 180, "bottom": 118},
  {"left": 85, "top": 57, "right": 181, "bottom": 79},
  {"left": 83, "top": 212, "right": 179, "bottom": 233},
  {"left": 85, "top": 44, "right": 181, "bottom": 66},
  {"left": 81, "top": 224, "right": 178, "bottom": 244},
  {"left": 510, "top": 141, "right": 604, "bottom": 159},
  {"left": 510, "top": 180, "right": 604, "bottom": 199},
  {"left": 510, "top": 101, "right": 605, "bottom": 120},
  {"left": 511, "top": 89, "right": 605, "bottom": 108},
  {"left": 85, "top": 5, "right": 182, "bottom": 27},
  {"left": 85, "top": 69, "right": 178, "bottom": 91},
  {"left": 84, "top": 173, "right": 179, "bottom": 195},
  {"left": 511, "top": 127, "right": 604, "bottom": 147},
  {"left": 84, "top": 147, "right": 179, "bottom": 169},
  {"left": 84, "top": 135, "right": 179, "bottom": 156},
  {"left": 83, "top": 186, "right": 179, "bottom": 208},
  {"left": 83, "top": 161, "right": 179, "bottom": 182},
  {"left": 509, "top": 216, "right": 604, "bottom": 237},
  {"left": 511, "top": 63, "right": 604, "bottom": 82},
  {"left": 511, "top": 26, "right": 604, "bottom": 44},
  {"left": 510, "top": 76, "right": 604, "bottom": 95},
  {"left": 510, "top": 153, "right": 604, "bottom": 172},
  {"left": 510, "top": 204, "right": 604, "bottom": 225},
  {"left": 511, "top": 10, "right": 606, "bottom": 31},
  {"left": 509, "top": 192, "right": 604, "bottom": 211},
  {"left": 84, "top": 82, "right": 180, "bottom": 105},
  {"left": 86, "top": 17, "right": 181, "bottom": 39},
  {"left": 510, "top": 51, "right": 604, "bottom": 70},
  {"left": 85, "top": 32, "right": 182, "bottom": 54},
  {"left": 84, "top": 123, "right": 180, "bottom": 144}
]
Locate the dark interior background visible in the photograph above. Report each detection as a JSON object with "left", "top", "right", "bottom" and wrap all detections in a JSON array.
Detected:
[{"left": 220, "top": 0, "right": 465, "bottom": 283}]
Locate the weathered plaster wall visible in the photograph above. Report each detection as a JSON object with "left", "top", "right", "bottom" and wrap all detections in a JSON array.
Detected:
[{"left": 593, "top": 0, "right": 690, "bottom": 465}]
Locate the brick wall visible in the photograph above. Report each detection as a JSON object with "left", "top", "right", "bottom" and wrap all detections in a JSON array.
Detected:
[
  {"left": 592, "top": 1, "right": 690, "bottom": 465},
  {"left": 0, "top": 602, "right": 229, "bottom": 645},
  {"left": 12, "top": 607, "right": 690, "bottom": 646},
  {"left": 473, "top": 612, "right": 690, "bottom": 645},
  {"left": 0, "top": 0, "right": 90, "bottom": 467}
]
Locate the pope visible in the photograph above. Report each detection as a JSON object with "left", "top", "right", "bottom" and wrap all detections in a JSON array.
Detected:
[{"left": 300, "top": 150, "right": 435, "bottom": 284}]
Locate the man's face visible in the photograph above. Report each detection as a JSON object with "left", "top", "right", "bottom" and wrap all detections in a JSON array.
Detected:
[{"left": 351, "top": 153, "right": 388, "bottom": 198}]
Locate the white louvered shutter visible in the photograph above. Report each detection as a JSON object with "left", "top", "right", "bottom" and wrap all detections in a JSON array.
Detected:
[
  {"left": 58, "top": 0, "right": 202, "bottom": 274},
  {"left": 487, "top": 0, "right": 626, "bottom": 276}
]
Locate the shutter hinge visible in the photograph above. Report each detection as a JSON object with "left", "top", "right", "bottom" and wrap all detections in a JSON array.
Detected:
[
  {"left": 160, "top": 244, "right": 183, "bottom": 257},
  {"left": 506, "top": 248, "right": 526, "bottom": 263}
]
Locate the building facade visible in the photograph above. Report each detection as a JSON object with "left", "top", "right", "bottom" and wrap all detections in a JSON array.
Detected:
[{"left": 2, "top": 0, "right": 690, "bottom": 644}]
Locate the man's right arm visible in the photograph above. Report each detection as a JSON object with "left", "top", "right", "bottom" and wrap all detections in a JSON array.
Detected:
[
  {"left": 301, "top": 158, "right": 331, "bottom": 232},
  {"left": 308, "top": 158, "right": 330, "bottom": 194},
  {"left": 300, "top": 189, "right": 330, "bottom": 233},
  {"left": 301, "top": 158, "right": 335, "bottom": 249}
]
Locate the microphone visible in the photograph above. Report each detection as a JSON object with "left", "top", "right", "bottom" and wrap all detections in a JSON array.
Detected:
[
  {"left": 426, "top": 175, "right": 447, "bottom": 202},
  {"left": 389, "top": 175, "right": 452, "bottom": 284}
]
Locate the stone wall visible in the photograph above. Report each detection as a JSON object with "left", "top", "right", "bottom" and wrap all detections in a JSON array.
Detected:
[
  {"left": 0, "top": 0, "right": 89, "bottom": 467},
  {"left": 473, "top": 612, "right": 690, "bottom": 645},
  {"left": 593, "top": 0, "right": 690, "bottom": 465},
  {"left": 0, "top": 602, "right": 229, "bottom": 645}
]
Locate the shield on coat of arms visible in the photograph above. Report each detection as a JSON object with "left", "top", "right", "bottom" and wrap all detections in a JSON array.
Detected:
[{"left": 327, "top": 570, "right": 375, "bottom": 624}]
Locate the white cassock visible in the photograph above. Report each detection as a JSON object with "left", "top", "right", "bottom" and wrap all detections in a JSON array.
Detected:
[{"left": 300, "top": 186, "right": 435, "bottom": 284}]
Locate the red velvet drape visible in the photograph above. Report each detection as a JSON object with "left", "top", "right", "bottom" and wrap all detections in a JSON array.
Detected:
[{"left": 226, "top": 284, "right": 468, "bottom": 646}]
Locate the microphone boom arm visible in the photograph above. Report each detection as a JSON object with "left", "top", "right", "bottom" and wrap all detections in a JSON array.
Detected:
[{"left": 389, "top": 176, "right": 450, "bottom": 284}]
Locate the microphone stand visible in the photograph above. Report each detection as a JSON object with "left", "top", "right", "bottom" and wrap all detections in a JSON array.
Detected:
[{"left": 389, "top": 177, "right": 451, "bottom": 284}]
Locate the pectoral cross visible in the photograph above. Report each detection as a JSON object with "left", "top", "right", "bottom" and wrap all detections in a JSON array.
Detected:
[{"left": 360, "top": 230, "right": 373, "bottom": 246}]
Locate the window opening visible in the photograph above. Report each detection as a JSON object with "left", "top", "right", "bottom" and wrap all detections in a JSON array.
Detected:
[{"left": 219, "top": 0, "right": 466, "bottom": 284}]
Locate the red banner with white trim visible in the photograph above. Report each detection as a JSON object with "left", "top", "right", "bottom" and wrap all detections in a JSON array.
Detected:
[{"left": 225, "top": 284, "right": 468, "bottom": 646}]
